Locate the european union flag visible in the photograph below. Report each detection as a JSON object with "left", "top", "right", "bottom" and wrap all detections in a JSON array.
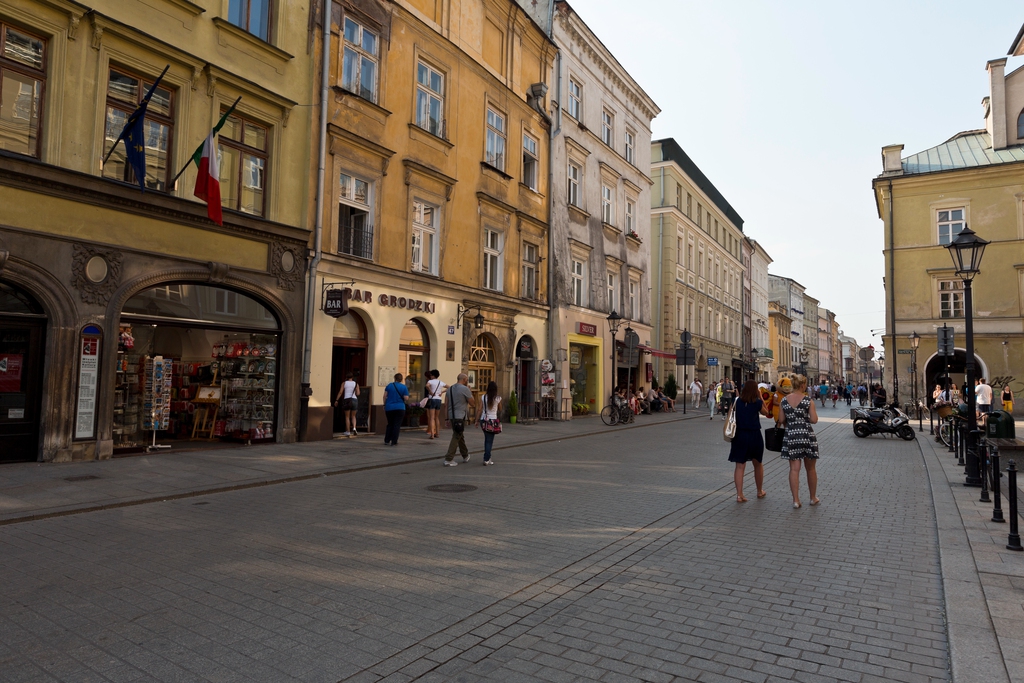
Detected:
[{"left": 102, "top": 65, "right": 169, "bottom": 192}]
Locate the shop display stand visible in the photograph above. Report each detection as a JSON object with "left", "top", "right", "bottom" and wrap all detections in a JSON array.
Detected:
[
  {"left": 143, "top": 356, "right": 173, "bottom": 452},
  {"left": 191, "top": 392, "right": 221, "bottom": 440}
]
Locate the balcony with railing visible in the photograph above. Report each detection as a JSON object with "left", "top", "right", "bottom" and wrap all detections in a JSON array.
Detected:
[{"left": 339, "top": 222, "right": 373, "bottom": 260}]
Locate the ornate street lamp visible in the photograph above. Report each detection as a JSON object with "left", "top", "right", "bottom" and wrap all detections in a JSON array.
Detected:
[
  {"left": 910, "top": 331, "right": 921, "bottom": 431},
  {"left": 946, "top": 226, "right": 989, "bottom": 486},
  {"left": 607, "top": 311, "right": 622, "bottom": 400}
]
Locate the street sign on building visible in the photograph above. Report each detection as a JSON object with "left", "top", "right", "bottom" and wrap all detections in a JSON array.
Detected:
[
  {"left": 897, "top": 349, "right": 913, "bottom": 354},
  {"left": 938, "top": 325, "right": 954, "bottom": 356},
  {"left": 707, "top": 357, "right": 719, "bottom": 366}
]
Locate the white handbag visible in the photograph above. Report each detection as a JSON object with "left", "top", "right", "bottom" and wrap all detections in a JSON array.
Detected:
[{"left": 723, "top": 398, "right": 739, "bottom": 442}]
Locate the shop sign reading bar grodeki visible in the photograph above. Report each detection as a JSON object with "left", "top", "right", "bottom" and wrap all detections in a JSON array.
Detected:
[{"left": 345, "top": 289, "right": 437, "bottom": 314}]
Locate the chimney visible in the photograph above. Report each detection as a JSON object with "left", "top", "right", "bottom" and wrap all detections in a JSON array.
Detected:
[
  {"left": 988, "top": 58, "right": 1008, "bottom": 149},
  {"left": 881, "top": 144, "right": 904, "bottom": 175}
]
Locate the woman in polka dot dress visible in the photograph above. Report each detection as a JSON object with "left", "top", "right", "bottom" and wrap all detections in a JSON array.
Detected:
[{"left": 779, "top": 375, "right": 820, "bottom": 509}]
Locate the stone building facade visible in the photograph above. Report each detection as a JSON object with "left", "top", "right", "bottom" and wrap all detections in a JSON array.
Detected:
[
  {"left": 0, "top": 0, "right": 313, "bottom": 461},
  {"left": 650, "top": 139, "right": 744, "bottom": 387}
]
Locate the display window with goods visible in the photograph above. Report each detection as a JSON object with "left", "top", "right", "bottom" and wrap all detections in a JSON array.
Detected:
[{"left": 113, "top": 283, "right": 282, "bottom": 453}]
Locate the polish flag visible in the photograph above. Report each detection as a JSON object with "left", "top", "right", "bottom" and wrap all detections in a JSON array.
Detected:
[{"left": 192, "top": 132, "right": 222, "bottom": 226}]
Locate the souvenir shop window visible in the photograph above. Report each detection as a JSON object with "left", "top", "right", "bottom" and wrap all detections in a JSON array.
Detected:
[{"left": 122, "top": 284, "right": 279, "bottom": 329}]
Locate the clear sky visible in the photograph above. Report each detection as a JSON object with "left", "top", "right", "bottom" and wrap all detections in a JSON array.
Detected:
[{"left": 571, "top": 0, "right": 1024, "bottom": 347}]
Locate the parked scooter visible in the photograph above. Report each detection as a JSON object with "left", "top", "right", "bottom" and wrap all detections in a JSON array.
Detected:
[{"left": 852, "top": 403, "right": 915, "bottom": 441}]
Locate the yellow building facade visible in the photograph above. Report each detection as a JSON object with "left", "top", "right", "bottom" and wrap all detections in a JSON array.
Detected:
[
  {"left": 768, "top": 300, "right": 792, "bottom": 384},
  {"left": 0, "top": 0, "right": 313, "bottom": 461},
  {"left": 304, "top": 0, "right": 555, "bottom": 438},
  {"left": 874, "top": 43, "right": 1024, "bottom": 409}
]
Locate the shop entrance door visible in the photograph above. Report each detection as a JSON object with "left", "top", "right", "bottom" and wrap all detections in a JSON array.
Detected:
[
  {"left": 468, "top": 334, "right": 496, "bottom": 419},
  {"left": 330, "top": 313, "right": 369, "bottom": 433},
  {"left": 0, "top": 315, "right": 46, "bottom": 463}
]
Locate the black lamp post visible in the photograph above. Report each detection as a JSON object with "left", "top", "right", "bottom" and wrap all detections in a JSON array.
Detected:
[
  {"left": 910, "top": 331, "right": 921, "bottom": 431},
  {"left": 624, "top": 324, "right": 635, "bottom": 394},
  {"left": 607, "top": 311, "right": 622, "bottom": 401},
  {"left": 946, "top": 226, "right": 989, "bottom": 486}
]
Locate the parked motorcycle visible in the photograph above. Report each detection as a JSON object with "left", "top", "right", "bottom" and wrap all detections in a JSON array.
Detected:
[{"left": 852, "top": 403, "right": 915, "bottom": 440}]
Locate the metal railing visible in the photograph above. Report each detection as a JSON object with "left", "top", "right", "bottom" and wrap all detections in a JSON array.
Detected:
[{"left": 339, "top": 224, "right": 373, "bottom": 260}]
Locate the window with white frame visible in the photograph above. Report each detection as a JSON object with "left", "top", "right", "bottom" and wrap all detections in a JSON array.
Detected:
[
  {"left": 568, "top": 78, "right": 582, "bottom": 120},
  {"left": 151, "top": 284, "right": 183, "bottom": 302},
  {"left": 687, "top": 300, "right": 693, "bottom": 330},
  {"left": 676, "top": 297, "right": 682, "bottom": 330},
  {"left": 939, "top": 280, "right": 964, "bottom": 318},
  {"left": 567, "top": 160, "right": 581, "bottom": 207},
  {"left": 629, "top": 280, "right": 637, "bottom": 319},
  {"left": 339, "top": 173, "right": 373, "bottom": 259},
  {"left": 411, "top": 200, "right": 438, "bottom": 275},
  {"left": 625, "top": 198, "right": 635, "bottom": 234},
  {"left": 625, "top": 129, "right": 635, "bottom": 164},
  {"left": 601, "top": 109, "right": 613, "bottom": 146},
  {"left": 522, "top": 242, "right": 538, "bottom": 299},
  {"left": 937, "top": 208, "right": 965, "bottom": 245},
  {"left": 571, "top": 258, "right": 586, "bottom": 306},
  {"left": 601, "top": 184, "right": 613, "bottom": 224},
  {"left": 342, "top": 17, "right": 378, "bottom": 102},
  {"left": 522, "top": 133, "right": 538, "bottom": 190},
  {"left": 483, "top": 228, "right": 503, "bottom": 291},
  {"left": 687, "top": 240, "right": 693, "bottom": 270},
  {"left": 485, "top": 107, "right": 506, "bottom": 170},
  {"left": 607, "top": 270, "right": 619, "bottom": 313},
  {"left": 415, "top": 61, "right": 444, "bottom": 137}
]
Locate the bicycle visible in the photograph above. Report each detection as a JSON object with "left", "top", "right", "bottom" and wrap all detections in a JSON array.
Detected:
[{"left": 600, "top": 396, "right": 635, "bottom": 426}]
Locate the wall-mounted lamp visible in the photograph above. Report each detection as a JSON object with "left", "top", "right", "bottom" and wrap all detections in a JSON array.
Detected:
[{"left": 457, "top": 304, "right": 485, "bottom": 329}]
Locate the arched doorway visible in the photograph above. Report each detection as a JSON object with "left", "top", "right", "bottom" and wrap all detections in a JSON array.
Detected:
[
  {"left": 0, "top": 281, "right": 47, "bottom": 463},
  {"left": 399, "top": 320, "right": 429, "bottom": 427},
  {"left": 924, "top": 349, "right": 988, "bottom": 404},
  {"left": 331, "top": 311, "right": 368, "bottom": 434},
  {"left": 469, "top": 334, "right": 496, "bottom": 411},
  {"left": 117, "top": 283, "right": 282, "bottom": 451},
  {"left": 515, "top": 336, "right": 537, "bottom": 421}
]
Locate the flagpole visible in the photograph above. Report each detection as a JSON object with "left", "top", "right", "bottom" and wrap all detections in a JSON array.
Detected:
[
  {"left": 101, "top": 65, "right": 170, "bottom": 167},
  {"left": 170, "top": 96, "right": 243, "bottom": 187}
]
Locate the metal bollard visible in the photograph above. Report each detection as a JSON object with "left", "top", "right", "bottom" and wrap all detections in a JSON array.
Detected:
[
  {"left": 980, "top": 440, "right": 990, "bottom": 502},
  {"left": 957, "top": 421, "right": 966, "bottom": 466},
  {"left": 929, "top": 408, "right": 935, "bottom": 436},
  {"left": 1007, "top": 460, "right": 1023, "bottom": 551},
  {"left": 991, "top": 445, "right": 1004, "bottom": 523}
]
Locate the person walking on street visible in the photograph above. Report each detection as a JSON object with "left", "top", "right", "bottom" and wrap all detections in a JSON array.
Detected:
[
  {"left": 729, "top": 380, "right": 771, "bottom": 503},
  {"left": 779, "top": 374, "right": 820, "bottom": 508},
  {"left": 477, "top": 380, "right": 502, "bottom": 465},
  {"left": 819, "top": 382, "right": 828, "bottom": 408},
  {"left": 707, "top": 381, "right": 717, "bottom": 418},
  {"left": 444, "top": 373, "right": 474, "bottom": 466},
  {"left": 872, "top": 384, "right": 887, "bottom": 408},
  {"left": 333, "top": 372, "right": 360, "bottom": 437},
  {"left": 383, "top": 373, "right": 409, "bottom": 446},
  {"left": 690, "top": 379, "right": 703, "bottom": 408},
  {"left": 977, "top": 378, "right": 993, "bottom": 416},
  {"left": 424, "top": 369, "right": 446, "bottom": 439},
  {"left": 1002, "top": 384, "right": 1014, "bottom": 413}
]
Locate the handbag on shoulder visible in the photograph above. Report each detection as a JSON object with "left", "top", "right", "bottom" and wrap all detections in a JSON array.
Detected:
[
  {"left": 482, "top": 418, "right": 502, "bottom": 434},
  {"left": 723, "top": 399, "right": 738, "bottom": 442}
]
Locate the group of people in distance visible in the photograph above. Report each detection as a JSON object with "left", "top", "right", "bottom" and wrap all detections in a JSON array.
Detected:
[
  {"left": 331, "top": 369, "right": 503, "bottom": 466},
  {"left": 613, "top": 384, "right": 677, "bottom": 415},
  {"left": 725, "top": 375, "right": 821, "bottom": 509},
  {"left": 932, "top": 377, "right": 1015, "bottom": 423}
]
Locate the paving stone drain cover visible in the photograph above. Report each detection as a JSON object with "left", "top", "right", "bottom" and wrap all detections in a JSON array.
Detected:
[{"left": 425, "top": 484, "right": 478, "bottom": 493}]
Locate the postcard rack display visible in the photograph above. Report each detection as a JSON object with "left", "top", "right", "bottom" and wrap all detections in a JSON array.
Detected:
[{"left": 213, "top": 338, "right": 276, "bottom": 442}]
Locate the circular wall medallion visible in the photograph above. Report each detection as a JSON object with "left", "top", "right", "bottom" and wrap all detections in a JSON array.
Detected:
[
  {"left": 425, "top": 484, "right": 478, "bottom": 493},
  {"left": 280, "top": 249, "right": 295, "bottom": 273},
  {"left": 85, "top": 256, "right": 108, "bottom": 283}
]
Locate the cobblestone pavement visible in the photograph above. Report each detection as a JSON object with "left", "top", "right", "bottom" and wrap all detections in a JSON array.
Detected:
[{"left": 0, "top": 406, "right": 950, "bottom": 682}]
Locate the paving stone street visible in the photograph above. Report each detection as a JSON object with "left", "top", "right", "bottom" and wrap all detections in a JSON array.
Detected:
[{"left": 0, "top": 407, "right": 1008, "bottom": 682}]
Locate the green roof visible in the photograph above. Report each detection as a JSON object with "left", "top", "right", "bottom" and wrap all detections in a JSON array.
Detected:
[{"left": 902, "top": 131, "right": 1024, "bottom": 175}]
